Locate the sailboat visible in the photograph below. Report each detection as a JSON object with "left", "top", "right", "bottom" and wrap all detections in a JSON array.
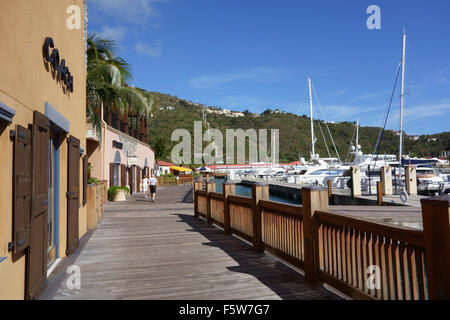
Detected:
[{"left": 289, "top": 78, "right": 349, "bottom": 186}]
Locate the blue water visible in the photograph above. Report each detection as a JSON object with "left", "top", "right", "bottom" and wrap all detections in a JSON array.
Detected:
[{"left": 212, "top": 179, "right": 299, "bottom": 205}]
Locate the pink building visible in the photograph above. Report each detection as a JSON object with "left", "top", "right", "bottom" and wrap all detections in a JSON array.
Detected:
[{"left": 87, "top": 117, "right": 155, "bottom": 194}]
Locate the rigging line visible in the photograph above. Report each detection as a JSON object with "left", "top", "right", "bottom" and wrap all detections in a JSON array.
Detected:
[
  {"left": 281, "top": 81, "right": 309, "bottom": 161},
  {"left": 311, "top": 84, "right": 341, "bottom": 161},
  {"left": 314, "top": 108, "right": 332, "bottom": 158},
  {"left": 345, "top": 123, "right": 358, "bottom": 163},
  {"left": 373, "top": 61, "right": 402, "bottom": 155},
  {"left": 373, "top": 61, "right": 402, "bottom": 169}
]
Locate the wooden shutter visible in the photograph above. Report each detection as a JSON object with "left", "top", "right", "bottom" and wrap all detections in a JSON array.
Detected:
[
  {"left": 136, "top": 167, "right": 141, "bottom": 192},
  {"left": 110, "top": 163, "right": 115, "bottom": 187},
  {"left": 12, "top": 125, "right": 32, "bottom": 259},
  {"left": 27, "top": 111, "right": 50, "bottom": 300},
  {"left": 121, "top": 164, "right": 126, "bottom": 186},
  {"left": 82, "top": 156, "right": 87, "bottom": 206},
  {"left": 66, "top": 136, "right": 80, "bottom": 256}
]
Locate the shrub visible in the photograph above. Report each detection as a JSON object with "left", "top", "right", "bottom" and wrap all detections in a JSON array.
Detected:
[
  {"left": 162, "top": 173, "right": 175, "bottom": 178},
  {"left": 108, "top": 186, "right": 130, "bottom": 201},
  {"left": 88, "top": 177, "right": 101, "bottom": 185}
]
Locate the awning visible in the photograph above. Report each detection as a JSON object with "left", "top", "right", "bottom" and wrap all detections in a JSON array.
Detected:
[{"left": 170, "top": 166, "right": 193, "bottom": 172}]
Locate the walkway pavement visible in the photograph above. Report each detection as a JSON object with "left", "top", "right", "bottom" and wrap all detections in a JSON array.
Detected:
[{"left": 41, "top": 186, "right": 339, "bottom": 300}]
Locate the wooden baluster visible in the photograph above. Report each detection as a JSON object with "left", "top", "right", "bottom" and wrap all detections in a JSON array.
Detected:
[
  {"left": 355, "top": 230, "right": 362, "bottom": 290},
  {"left": 408, "top": 246, "right": 419, "bottom": 300},
  {"left": 379, "top": 237, "right": 389, "bottom": 300},
  {"left": 415, "top": 247, "right": 426, "bottom": 300},
  {"left": 372, "top": 235, "right": 381, "bottom": 299},
  {"left": 345, "top": 227, "right": 352, "bottom": 286},
  {"left": 386, "top": 240, "right": 396, "bottom": 299}
]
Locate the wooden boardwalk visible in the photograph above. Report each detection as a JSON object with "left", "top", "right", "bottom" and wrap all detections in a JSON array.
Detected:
[{"left": 41, "top": 186, "right": 339, "bottom": 300}]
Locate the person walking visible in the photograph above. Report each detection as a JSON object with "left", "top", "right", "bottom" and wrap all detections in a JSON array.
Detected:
[
  {"left": 149, "top": 174, "right": 158, "bottom": 202},
  {"left": 142, "top": 175, "right": 149, "bottom": 199}
]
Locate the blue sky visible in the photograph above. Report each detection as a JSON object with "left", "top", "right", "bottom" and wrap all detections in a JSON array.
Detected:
[{"left": 88, "top": 0, "right": 450, "bottom": 135}]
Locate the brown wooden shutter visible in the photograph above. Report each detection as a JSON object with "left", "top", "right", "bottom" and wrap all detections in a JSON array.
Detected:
[
  {"left": 82, "top": 156, "right": 87, "bottom": 206},
  {"left": 136, "top": 167, "right": 141, "bottom": 192},
  {"left": 121, "top": 164, "right": 126, "bottom": 186},
  {"left": 12, "top": 125, "right": 32, "bottom": 259},
  {"left": 109, "top": 163, "right": 115, "bottom": 187},
  {"left": 66, "top": 136, "right": 80, "bottom": 256},
  {"left": 27, "top": 111, "right": 50, "bottom": 300}
]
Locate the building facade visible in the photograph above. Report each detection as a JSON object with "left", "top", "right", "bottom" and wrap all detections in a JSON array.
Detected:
[
  {"left": 86, "top": 111, "right": 155, "bottom": 194},
  {"left": 0, "top": 0, "right": 87, "bottom": 299}
]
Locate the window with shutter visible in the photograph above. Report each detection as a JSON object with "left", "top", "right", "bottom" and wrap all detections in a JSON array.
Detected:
[{"left": 12, "top": 125, "right": 32, "bottom": 260}]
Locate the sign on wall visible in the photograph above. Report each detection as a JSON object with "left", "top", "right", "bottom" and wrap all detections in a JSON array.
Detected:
[{"left": 128, "top": 157, "right": 138, "bottom": 166}]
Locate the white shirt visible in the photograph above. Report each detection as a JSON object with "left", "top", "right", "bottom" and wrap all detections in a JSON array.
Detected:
[
  {"left": 142, "top": 178, "right": 149, "bottom": 189},
  {"left": 149, "top": 178, "right": 157, "bottom": 186}
]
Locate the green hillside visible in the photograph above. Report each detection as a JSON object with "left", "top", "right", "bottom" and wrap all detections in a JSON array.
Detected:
[{"left": 146, "top": 91, "right": 450, "bottom": 164}]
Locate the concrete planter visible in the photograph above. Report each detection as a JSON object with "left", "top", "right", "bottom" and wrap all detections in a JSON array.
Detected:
[{"left": 113, "top": 189, "right": 127, "bottom": 202}]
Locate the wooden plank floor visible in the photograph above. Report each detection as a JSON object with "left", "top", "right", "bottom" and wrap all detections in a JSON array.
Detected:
[{"left": 42, "top": 186, "right": 339, "bottom": 300}]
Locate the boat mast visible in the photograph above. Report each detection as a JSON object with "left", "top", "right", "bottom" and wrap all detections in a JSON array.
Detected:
[
  {"left": 399, "top": 32, "right": 406, "bottom": 164},
  {"left": 308, "top": 77, "right": 315, "bottom": 158},
  {"left": 356, "top": 118, "right": 359, "bottom": 152}
]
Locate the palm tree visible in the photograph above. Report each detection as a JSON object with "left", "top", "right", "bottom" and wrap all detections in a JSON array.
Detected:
[{"left": 86, "top": 34, "right": 154, "bottom": 140}]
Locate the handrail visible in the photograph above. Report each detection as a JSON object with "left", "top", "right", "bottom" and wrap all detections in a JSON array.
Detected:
[
  {"left": 209, "top": 192, "right": 223, "bottom": 201},
  {"left": 316, "top": 210, "right": 424, "bottom": 247},
  {"left": 228, "top": 195, "right": 252, "bottom": 206},
  {"left": 259, "top": 200, "right": 303, "bottom": 218},
  {"left": 196, "top": 190, "right": 207, "bottom": 197}
]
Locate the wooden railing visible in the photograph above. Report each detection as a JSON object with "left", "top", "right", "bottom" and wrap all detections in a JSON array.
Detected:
[
  {"left": 260, "top": 200, "right": 305, "bottom": 269},
  {"left": 193, "top": 180, "right": 450, "bottom": 300},
  {"left": 157, "top": 175, "right": 193, "bottom": 186},
  {"left": 228, "top": 195, "right": 253, "bottom": 242},
  {"left": 315, "top": 211, "right": 427, "bottom": 300}
]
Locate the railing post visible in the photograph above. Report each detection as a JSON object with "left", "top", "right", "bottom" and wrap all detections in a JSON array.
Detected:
[
  {"left": 420, "top": 195, "right": 450, "bottom": 300},
  {"left": 377, "top": 181, "right": 383, "bottom": 206},
  {"left": 327, "top": 180, "right": 332, "bottom": 198},
  {"left": 194, "top": 178, "right": 203, "bottom": 219},
  {"left": 405, "top": 165, "right": 417, "bottom": 195},
  {"left": 252, "top": 183, "right": 269, "bottom": 252},
  {"left": 302, "top": 186, "right": 329, "bottom": 284},
  {"left": 223, "top": 182, "right": 235, "bottom": 235},
  {"left": 206, "top": 182, "right": 216, "bottom": 225},
  {"left": 381, "top": 165, "right": 393, "bottom": 196},
  {"left": 350, "top": 166, "right": 361, "bottom": 197}
]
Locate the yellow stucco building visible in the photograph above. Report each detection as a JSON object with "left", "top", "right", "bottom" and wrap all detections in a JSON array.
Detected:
[{"left": 0, "top": 0, "right": 88, "bottom": 299}]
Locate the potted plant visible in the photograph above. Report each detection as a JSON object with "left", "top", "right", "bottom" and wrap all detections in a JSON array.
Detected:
[{"left": 107, "top": 186, "right": 130, "bottom": 202}]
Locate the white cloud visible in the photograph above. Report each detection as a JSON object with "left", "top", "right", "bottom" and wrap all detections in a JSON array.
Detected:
[
  {"left": 89, "top": 0, "right": 166, "bottom": 24},
  {"left": 135, "top": 40, "right": 163, "bottom": 58},
  {"left": 189, "top": 67, "right": 285, "bottom": 89},
  {"left": 97, "top": 25, "right": 127, "bottom": 42},
  {"left": 354, "top": 90, "right": 391, "bottom": 102}
]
